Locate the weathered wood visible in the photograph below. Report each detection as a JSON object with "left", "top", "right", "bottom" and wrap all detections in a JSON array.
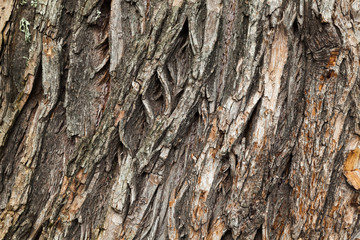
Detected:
[{"left": 1, "top": 0, "right": 360, "bottom": 239}]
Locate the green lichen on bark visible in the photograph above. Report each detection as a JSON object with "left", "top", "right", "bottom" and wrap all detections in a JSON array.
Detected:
[{"left": 19, "top": 18, "right": 31, "bottom": 43}]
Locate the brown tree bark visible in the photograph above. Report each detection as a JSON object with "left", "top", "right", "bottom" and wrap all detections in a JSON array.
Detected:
[{"left": 1, "top": 0, "right": 360, "bottom": 239}]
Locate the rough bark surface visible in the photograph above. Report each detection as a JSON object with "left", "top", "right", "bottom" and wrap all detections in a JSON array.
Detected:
[{"left": 1, "top": 0, "right": 360, "bottom": 239}]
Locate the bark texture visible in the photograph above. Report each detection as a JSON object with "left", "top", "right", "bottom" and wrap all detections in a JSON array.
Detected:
[{"left": 1, "top": 0, "right": 360, "bottom": 239}]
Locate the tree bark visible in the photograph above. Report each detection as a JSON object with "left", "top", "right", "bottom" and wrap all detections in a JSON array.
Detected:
[{"left": 1, "top": 0, "right": 360, "bottom": 239}]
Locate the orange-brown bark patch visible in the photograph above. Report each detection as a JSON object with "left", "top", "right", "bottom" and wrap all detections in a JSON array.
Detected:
[
  {"left": 69, "top": 179, "right": 77, "bottom": 193},
  {"left": 75, "top": 168, "right": 88, "bottom": 184},
  {"left": 210, "top": 147, "right": 218, "bottom": 158},
  {"left": 43, "top": 37, "right": 55, "bottom": 58},
  {"left": 208, "top": 118, "right": 218, "bottom": 141},
  {"left": 330, "top": 203, "right": 339, "bottom": 216},
  {"left": 318, "top": 100, "right": 322, "bottom": 110},
  {"left": 199, "top": 190, "right": 208, "bottom": 201},
  {"left": 344, "top": 148, "right": 360, "bottom": 171},
  {"left": 344, "top": 148, "right": 360, "bottom": 190},
  {"left": 312, "top": 106, "right": 317, "bottom": 116},
  {"left": 206, "top": 219, "right": 225, "bottom": 240},
  {"left": 299, "top": 201, "right": 305, "bottom": 216},
  {"left": 115, "top": 110, "right": 125, "bottom": 126},
  {"left": 311, "top": 172, "right": 316, "bottom": 187},
  {"left": 169, "top": 199, "right": 175, "bottom": 208},
  {"left": 329, "top": 70, "right": 337, "bottom": 78},
  {"left": 344, "top": 171, "right": 360, "bottom": 190},
  {"left": 327, "top": 49, "right": 339, "bottom": 67},
  {"left": 60, "top": 176, "right": 69, "bottom": 196},
  {"left": 319, "top": 83, "right": 324, "bottom": 91},
  {"left": 229, "top": 137, "right": 235, "bottom": 146}
]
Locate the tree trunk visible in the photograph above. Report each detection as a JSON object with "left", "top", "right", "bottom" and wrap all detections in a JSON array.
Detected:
[{"left": 1, "top": 0, "right": 360, "bottom": 239}]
